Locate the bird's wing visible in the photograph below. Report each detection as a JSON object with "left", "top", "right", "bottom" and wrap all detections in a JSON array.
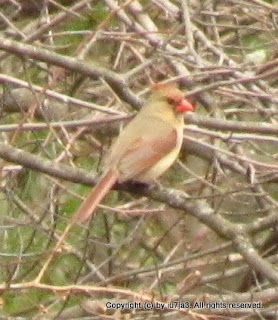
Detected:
[{"left": 118, "top": 128, "right": 178, "bottom": 181}]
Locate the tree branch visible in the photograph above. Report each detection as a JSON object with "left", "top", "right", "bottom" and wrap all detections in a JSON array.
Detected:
[{"left": 0, "top": 36, "right": 142, "bottom": 109}]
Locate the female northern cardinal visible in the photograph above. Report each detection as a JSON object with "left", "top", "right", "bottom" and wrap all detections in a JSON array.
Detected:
[{"left": 74, "top": 83, "right": 195, "bottom": 223}]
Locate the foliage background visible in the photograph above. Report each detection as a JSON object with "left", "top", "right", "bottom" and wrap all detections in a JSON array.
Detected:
[{"left": 0, "top": 0, "right": 278, "bottom": 319}]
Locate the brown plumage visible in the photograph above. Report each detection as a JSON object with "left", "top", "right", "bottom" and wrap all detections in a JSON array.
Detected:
[{"left": 75, "top": 83, "right": 195, "bottom": 223}]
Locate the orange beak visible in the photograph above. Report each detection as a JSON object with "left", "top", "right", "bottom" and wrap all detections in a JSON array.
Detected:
[{"left": 175, "top": 98, "right": 195, "bottom": 113}]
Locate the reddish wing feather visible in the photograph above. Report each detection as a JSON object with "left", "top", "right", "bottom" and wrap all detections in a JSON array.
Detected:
[{"left": 118, "top": 129, "right": 177, "bottom": 181}]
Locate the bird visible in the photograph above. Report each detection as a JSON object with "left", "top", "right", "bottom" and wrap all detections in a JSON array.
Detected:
[
  {"left": 36, "top": 83, "right": 195, "bottom": 280},
  {"left": 74, "top": 82, "right": 195, "bottom": 223}
]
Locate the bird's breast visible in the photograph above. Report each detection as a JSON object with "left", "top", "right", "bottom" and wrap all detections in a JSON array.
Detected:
[{"left": 135, "top": 126, "right": 183, "bottom": 182}]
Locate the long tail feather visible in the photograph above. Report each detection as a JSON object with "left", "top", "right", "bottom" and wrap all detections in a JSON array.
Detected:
[{"left": 74, "top": 169, "right": 118, "bottom": 223}]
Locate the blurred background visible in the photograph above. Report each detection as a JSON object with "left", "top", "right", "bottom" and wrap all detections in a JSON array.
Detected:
[{"left": 0, "top": 0, "right": 277, "bottom": 319}]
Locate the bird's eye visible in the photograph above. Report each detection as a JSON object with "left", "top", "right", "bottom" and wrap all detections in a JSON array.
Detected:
[{"left": 167, "top": 97, "right": 175, "bottom": 105}]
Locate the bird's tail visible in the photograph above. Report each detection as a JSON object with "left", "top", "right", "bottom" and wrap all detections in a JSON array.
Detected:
[{"left": 74, "top": 169, "right": 118, "bottom": 223}]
